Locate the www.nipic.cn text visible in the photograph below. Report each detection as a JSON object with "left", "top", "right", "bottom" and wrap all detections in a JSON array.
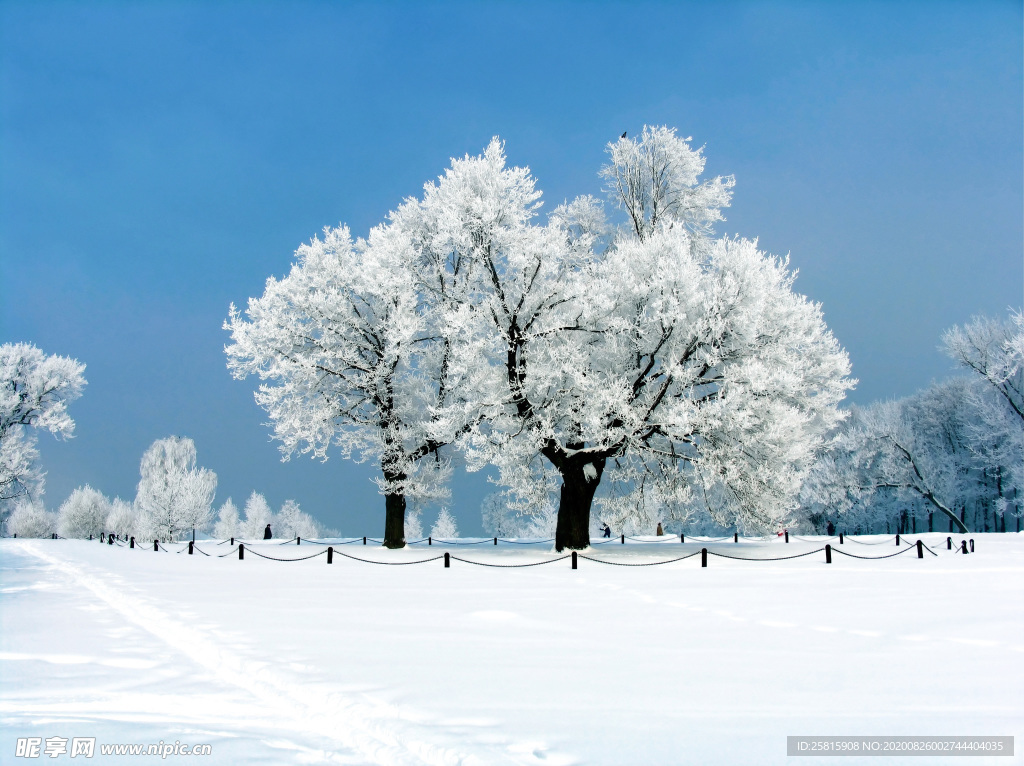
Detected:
[{"left": 15, "top": 737, "right": 213, "bottom": 758}]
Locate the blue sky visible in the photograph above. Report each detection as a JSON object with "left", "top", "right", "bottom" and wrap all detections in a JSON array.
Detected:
[{"left": 2, "top": 1, "right": 1021, "bottom": 535}]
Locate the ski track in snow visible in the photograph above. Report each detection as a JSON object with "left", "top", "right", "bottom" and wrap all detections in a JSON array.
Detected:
[{"left": 13, "top": 541, "right": 549, "bottom": 766}]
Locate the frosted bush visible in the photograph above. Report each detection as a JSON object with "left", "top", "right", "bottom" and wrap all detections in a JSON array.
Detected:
[
  {"left": 58, "top": 485, "right": 110, "bottom": 539},
  {"left": 5, "top": 499, "right": 57, "bottom": 537},
  {"left": 430, "top": 508, "right": 458, "bottom": 539},
  {"left": 278, "top": 499, "right": 321, "bottom": 539},
  {"left": 105, "top": 497, "right": 138, "bottom": 538},
  {"left": 240, "top": 492, "right": 273, "bottom": 538},
  {"left": 214, "top": 498, "right": 240, "bottom": 539}
]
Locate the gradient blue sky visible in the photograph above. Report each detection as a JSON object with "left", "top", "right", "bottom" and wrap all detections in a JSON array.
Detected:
[{"left": 2, "top": 1, "right": 1021, "bottom": 535}]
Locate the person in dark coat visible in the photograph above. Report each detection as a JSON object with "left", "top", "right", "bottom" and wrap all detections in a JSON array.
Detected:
[
  {"left": 264, "top": 523, "right": 272, "bottom": 540},
  {"left": 601, "top": 523, "right": 611, "bottom": 538},
  {"left": 826, "top": 520, "right": 835, "bottom": 536},
  {"left": 656, "top": 522, "right": 664, "bottom": 536}
]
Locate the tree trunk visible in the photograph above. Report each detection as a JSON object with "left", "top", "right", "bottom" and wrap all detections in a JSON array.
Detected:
[
  {"left": 924, "top": 494, "right": 968, "bottom": 534},
  {"left": 554, "top": 459, "right": 605, "bottom": 552},
  {"left": 383, "top": 491, "right": 406, "bottom": 548}
]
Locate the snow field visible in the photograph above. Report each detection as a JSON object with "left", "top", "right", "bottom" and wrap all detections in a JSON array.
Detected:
[{"left": 1, "top": 534, "right": 1021, "bottom": 764}]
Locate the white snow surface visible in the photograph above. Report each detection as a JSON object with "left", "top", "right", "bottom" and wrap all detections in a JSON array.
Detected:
[{"left": 1, "top": 534, "right": 1021, "bottom": 764}]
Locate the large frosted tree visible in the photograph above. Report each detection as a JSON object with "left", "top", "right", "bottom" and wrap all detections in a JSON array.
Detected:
[
  {"left": 226, "top": 223, "right": 472, "bottom": 548},
  {"left": 0, "top": 343, "right": 86, "bottom": 511},
  {"left": 410, "top": 132, "right": 852, "bottom": 549}
]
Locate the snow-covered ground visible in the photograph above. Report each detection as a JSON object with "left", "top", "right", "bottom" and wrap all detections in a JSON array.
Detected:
[{"left": 1, "top": 534, "right": 1021, "bottom": 764}]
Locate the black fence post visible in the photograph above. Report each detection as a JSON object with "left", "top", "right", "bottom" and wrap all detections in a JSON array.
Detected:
[
  {"left": 960, "top": 540, "right": 968, "bottom": 554},
  {"left": 428, "top": 536, "right": 432, "bottom": 545},
  {"left": 239, "top": 543, "right": 245, "bottom": 560},
  {"left": 825, "top": 544, "right": 832, "bottom": 564},
  {"left": 947, "top": 536, "right": 952, "bottom": 550},
  {"left": 297, "top": 537, "right": 301, "bottom": 545},
  {"left": 230, "top": 537, "right": 234, "bottom": 545},
  {"left": 100, "top": 532, "right": 105, "bottom": 543},
  {"left": 90, "top": 534, "right": 93, "bottom": 541},
  {"left": 916, "top": 540, "right": 923, "bottom": 559},
  {"left": 571, "top": 551, "right": 577, "bottom": 570},
  {"left": 969, "top": 538, "right": 974, "bottom": 553},
  {"left": 108, "top": 535, "right": 113, "bottom": 546},
  {"left": 680, "top": 533, "right": 685, "bottom": 543},
  {"left": 701, "top": 547, "right": 707, "bottom": 567},
  {"left": 784, "top": 531, "right": 789, "bottom": 543},
  {"left": 839, "top": 532, "right": 844, "bottom": 544},
  {"left": 896, "top": 534, "right": 900, "bottom": 546},
  {"left": 444, "top": 552, "right": 450, "bottom": 568},
  {"left": 363, "top": 536, "right": 367, "bottom": 545},
  {"left": 734, "top": 532, "right": 738, "bottom": 543},
  {"left": 188, "top": 541, "right": 194, "bottom": 555},
  {"left": 621, "top": 534, "right": 625, "bottom": 544},
  {"left": 327, "top": 546, "right": 333, "bottom": 564},
  {"left": 153, "top": 540, "right": 158, "bottom": 552},
  {"left": 130, "top": 536, "right": 135, "bottom": 548},
  {"left": 494, "top": 537, "right": 497, "bottom": 545}
]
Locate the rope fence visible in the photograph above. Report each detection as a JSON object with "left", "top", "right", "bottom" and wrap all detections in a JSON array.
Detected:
[
  {"left": 71, "top": 532, "right": 976, "bottom": 568},
  {"left": 708, "top": 547, "right": 827, "bottom": 562}
]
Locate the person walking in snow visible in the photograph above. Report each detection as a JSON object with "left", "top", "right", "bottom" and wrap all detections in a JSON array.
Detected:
[
  {"left": 263, "top": 523, "right": 272, "bottom": 540},
  {"left": 656, "top": 522, "right": 664, "bottom": 536},
  {"left": 601, "top": 523, "right": 611, "bottom": 538}
]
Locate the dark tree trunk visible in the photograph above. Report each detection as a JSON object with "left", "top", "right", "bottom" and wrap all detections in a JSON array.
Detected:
[
  {"left": 383, "top": 491, "right": 406, "bottom": 548},
  {"left": 554, "top": 458, "right": 605, "bottom": 552},
  {"left": 381, "top": 462, "right": 407, "bottom": 548}
]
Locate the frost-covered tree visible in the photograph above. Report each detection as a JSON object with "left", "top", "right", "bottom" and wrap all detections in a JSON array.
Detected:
[
  {"left": 226, "top": 220, "right": 471, "bottom": 548},
  {"left": 430, "top": 133, "right": 852, "bottom": 549},
  {"left": 801, "top": 310, "right": 1024, "bottom": 535},
  {"left": 943, "top": 310, "right": 1024, "bottom": 423},
  {"left": 4, "top": 498, "right": 57, "bottom": 538},
  {"left": 0, "top": 344, "right": 86, "bottom": 512},
  {"left": 277, "top": 498, "right": 321, "bottom": 539},
  {"left": 962, "top": 384, "right": 1023, "bottom": 525},
  {"left": 57, "top": 485, "right": 111, "bottom": 539},
  {"left": 481, "top": 493, "right": 520, "bottom": 538},
  {"left": 943, "top": 310, "right": 1023, "bottom": 498},
  {"left": 213, "top": 498, "right": 241, "bottom": 539},
  {"left": 810, "top": 384, "right": 972, "bottom": 533},
  {"left": 105, "top": 497, "right": 138, "bottom": 539},
  {"left": 481, "top": 492, "right": 557, "bottom": 538},
  {"left": 430, "top": 507, "right": 459, "bottom": 539},
  {"left": 240, "top": 491, "right": 273, "bottom": 538},
  {"left": 135, "top": 436, "right": 217, "bottom": 541}
]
